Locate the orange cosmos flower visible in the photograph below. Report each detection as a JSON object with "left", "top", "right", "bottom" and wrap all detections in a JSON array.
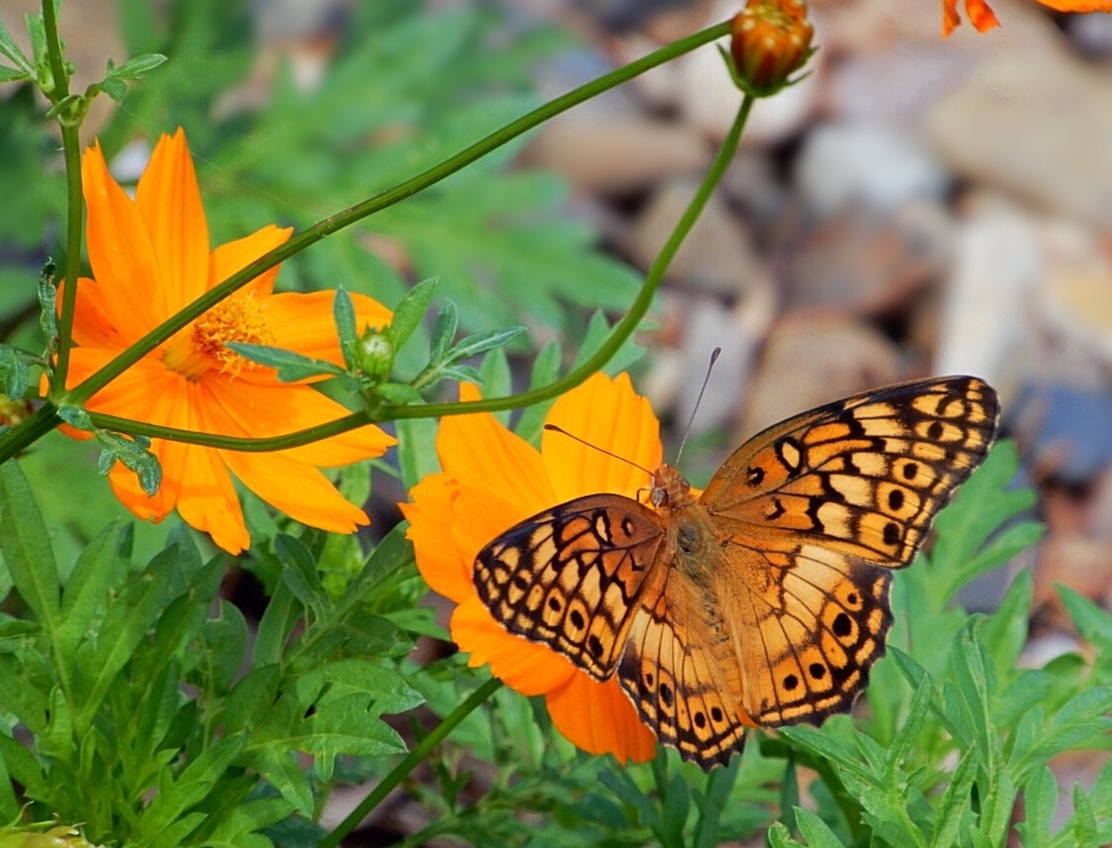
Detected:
[
  {"left": 61, "top": 128, "right": 395, "bottom": 554},
  {"left": 401, "top": 373, "right": 661, "bottom": 764},
  {"left": 942, "top": 0, "right": 1111, "bottom": 36}
]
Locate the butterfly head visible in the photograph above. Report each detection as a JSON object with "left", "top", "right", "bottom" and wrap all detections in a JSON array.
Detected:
[{"left": 649, "top": 463, "right": 693, "bottom": 512}]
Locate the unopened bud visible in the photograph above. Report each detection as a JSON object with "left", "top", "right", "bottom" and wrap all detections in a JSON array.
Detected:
[
  {"left": 356, "top": 331, "right": 395, "bottom": 381},
  {"left": 729, "top": 0, "right": 814, "bottom": 96}
]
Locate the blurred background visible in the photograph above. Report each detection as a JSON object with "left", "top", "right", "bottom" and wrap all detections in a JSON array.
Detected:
[{"left": 1, "top": 0, "right": 1111, "bottom": 811}]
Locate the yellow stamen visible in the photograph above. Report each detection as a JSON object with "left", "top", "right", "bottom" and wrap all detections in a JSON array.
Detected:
[{"left": 161, "top": 294, "right": 275, "bottom": 381}]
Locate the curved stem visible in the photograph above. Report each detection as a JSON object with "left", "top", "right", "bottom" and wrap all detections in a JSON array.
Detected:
[
  {"left": 40, "top": 93, "right": 755, "bottom": 455},
  {"left": 40, "top": 0, "right": 82, "bottom": 393},
  {"left": 318, "top": 677, "right": 503, "bottom": 848},
  {"left": 62, "top": 21, "right": 731, "bottom": 409},
  {"left": 0, "top": 21, "right": 730, "bottom": 464}
]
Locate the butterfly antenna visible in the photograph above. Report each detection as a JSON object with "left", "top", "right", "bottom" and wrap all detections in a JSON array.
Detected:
[
  {"left": 542, "top": 424, "right": 656, "bottom": 478},
  {"left": 674, "top": 347, "right": 721, "bottom": 466}
]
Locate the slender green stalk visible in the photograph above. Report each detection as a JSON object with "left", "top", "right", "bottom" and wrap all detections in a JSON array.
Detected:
[
  {"left": 0, "top": 21, "right": 730, "bottom": 463},
  {"left": 317, "top": 677, "right": 503, "bottom": 848},
  {"left": 72, "top": 94, "right": 754, "bottom": 453},
  {"left": 63, "top": 21, "right": 731, "bottom": 408},
  {"left": 39, "top": 0, "right": 82, "bottom": 393}
]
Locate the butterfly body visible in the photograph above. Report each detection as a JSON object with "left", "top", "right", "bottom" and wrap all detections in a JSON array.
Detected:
[{"left": 475, "top": 376, "right": 1000, "bottom": 769}]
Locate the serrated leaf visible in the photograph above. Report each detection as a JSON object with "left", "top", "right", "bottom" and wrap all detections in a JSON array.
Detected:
[
  {"left": 0, "top": 460, "right": 60, "bottom": 634},
  {"left": 1014, "top": 765, "right": 1055, "bottom": 848},
  {"left": 0, "top": 18, "right": 33, "bottom": 75},
  {"left": 1057, "top": 584, "right": 1112, "bottom": 656},
  {"left": 102, "top": 52, "right": 167, "bottom": 81},
  {"left": 56, "top": 404, "right": 92, "bottom": 430},
  {"left": 387, "top": 277, "right": 437, "bottom": 350},
  {"left": 333, "top": 287, "right": 358, "bottom": 369},
  {"left": 54, "top": 521, "right": 130, "bottom": 654},
  {"left": 429, "top": 299, "right": 459, "bottom": 363},
  {"left": 438, "top": 363, "right": 483, "bottom": 384},
  {"left": 226, "top": 341, "right": 345, "bottom": 382},
  {"left": 95, "top": 429, "right": 161, "bottom": 496},
  {"left": 395, "top": 416, "right": 439, "bottom": 491},
  {"left": 794, "top": 808, "right": 847, "bottom": 848},
  {"left": 447, "top": 325, "right": 527, "bottom": 362}
]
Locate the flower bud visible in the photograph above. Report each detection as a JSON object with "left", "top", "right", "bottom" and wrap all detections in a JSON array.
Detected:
[
  {"left": 356, "top": 330, "right": 395, "bottom": 381},
  {"left": 729, "top": 0, "right": 814, "bottom": 96}
]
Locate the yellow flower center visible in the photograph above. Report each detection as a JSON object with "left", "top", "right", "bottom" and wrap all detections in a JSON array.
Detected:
[{"left": 161, "top": 294, "right": 275, "bottom": 381}]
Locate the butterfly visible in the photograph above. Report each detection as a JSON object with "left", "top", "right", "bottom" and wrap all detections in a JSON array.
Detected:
[{"left": 473, "top": 376, "right": 999, "bottom": 769}]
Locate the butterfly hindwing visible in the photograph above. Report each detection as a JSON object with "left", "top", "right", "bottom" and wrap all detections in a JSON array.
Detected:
[{"left": 474, "top": 494, "right": 668, "bottom": 680}]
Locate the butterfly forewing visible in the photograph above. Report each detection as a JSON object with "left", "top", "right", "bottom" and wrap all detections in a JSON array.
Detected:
[
  {"left": 474, "top": 494, "right": 668, "bottom": 680},
  {"left": 701, "top": 376, "right": 999, "bottom": 567}
]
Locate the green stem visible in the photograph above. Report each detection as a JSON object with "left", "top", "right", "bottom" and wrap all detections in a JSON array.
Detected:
[
  {"left": 40, "top": 92, "right": 754, "bottom": 455},
  {"left": 64, "top": 21, "right": 731, "bottom": 408},
  {"left": 317, "top": 677, "right": 503, "bottom": 848},
  {"left": 0, "top": 21, "right": 730, "bottom": 464},
  {"left": 40, "top": 0, "right": 82, "bottom": 393}
]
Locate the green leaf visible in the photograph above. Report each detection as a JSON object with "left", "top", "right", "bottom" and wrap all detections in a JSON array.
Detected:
[
  {"left": 0, "top": 345, "right": 31, "bottom": 399},
  {"left": 0, "top": 459, "right": 60, "bottom": 632},
  {"left": 387, "top": 277, "right": 437, "bottom": 350},
  {"left": 226, "top": 342, "right": 346, "bottom": 383},
  {"left": 395, "top": 416, "right": 439, "bottom": 491},
  {"left": 333, "top": 286, "right": 359, "bottom": 369},
  {"left": 429, "top": 298, "right": 459, "bottom": 364},
  {"left": 794, "top": 807, "right": 848, "bottom": 848},
  {"left": 94, "top": 429, "right": 162, "bottom": 496},
  {"left": 94, "top": 53, "right": 168, "bottom": 101},
  {"left": 54, "top": 521, "right": 131, "bottom": 654},
  {"left": 1057, "top": 584, "right": 1112, "bottom": 656},
  {"left": 135, "top": 733, "right": 249, "bottom": 840},
  {"left": 1014, "top": 765, "right": 1055, "bottom": 848},
  {"left": 0, "top": 17, "right": 34, "bottom": 76}
]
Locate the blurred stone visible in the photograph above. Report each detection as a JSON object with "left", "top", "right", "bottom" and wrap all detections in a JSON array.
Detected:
[
  {"left": 1012, "top": 384, "right": 1112, "bottom": 485},
  {"left": 627, "top": 177, "right": 760, "bottom": 296},
  {"left": 523, "top": 112, "right": 709, "bottom": 194},
  {"left": 1065, "top": 9, "right": 1112, "bottom": 59},
  {"left": 778, "top": 200, "right": 952, "bottom": 317},
  {"left": 933, "top": 197, "right": 1041, "bottom": 389},
  {"left": 736, "top": 314, "right": 903, "bottom": 440},
  {"left": 794, "top": 123, "right": 950, "bottom": 217},
  {"left": 927, "top": 51, "right": 1112, "bottom": 230},
  {"left": 0, "top": 0, "right": 123, "bottom": 140},
  {"left": 673, "top": 279, "right": 777, "bottom": 435}
]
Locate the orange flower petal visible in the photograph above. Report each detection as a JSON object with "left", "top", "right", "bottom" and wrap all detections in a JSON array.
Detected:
[
  {"left": 261, "top": 291, "right": 393, "bottom": 369},
  {"left": 173, "top": 440, "right": 250, "bottom": 554},
  {"left": 222, "top": 447, "right": 370, "bottom": 534},
  {"left": 543, "top": 372, "right": 661, "bottom": 503},
  {"left": 209, "top": 225, "right": 292, "bottom": 300},
  {"left": 82, "top": 142, "right": 165, "bottom": 340},
  {"left": 199, "top": 376, "right": 394, "bottom": 466},
  {"left": 401, "top": 473, "right": 474, "bottom": 603},
  {"left": 452, "top": 598, "right": 577, "bottom": 695},
  {"left": 941, "top": 0, "right": 1000, "bottom": 35},
  {"left": 965, "top": 0, "right": 1000, "bottom": 31},
  {"left": 438, "top": 398, "right": 554, "bottom": 518},
  {"left": 135, "top": 129, "right": 210, "bottom": 314},
  {"left": 192, "top": 380, "right": 372, "bottom": 533},
  {"left": 1035, "top": 0, "right": 1112, "bottom": 9},
  {"left": 546, "top": 673, "right": 657, "bottom": 764}
]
